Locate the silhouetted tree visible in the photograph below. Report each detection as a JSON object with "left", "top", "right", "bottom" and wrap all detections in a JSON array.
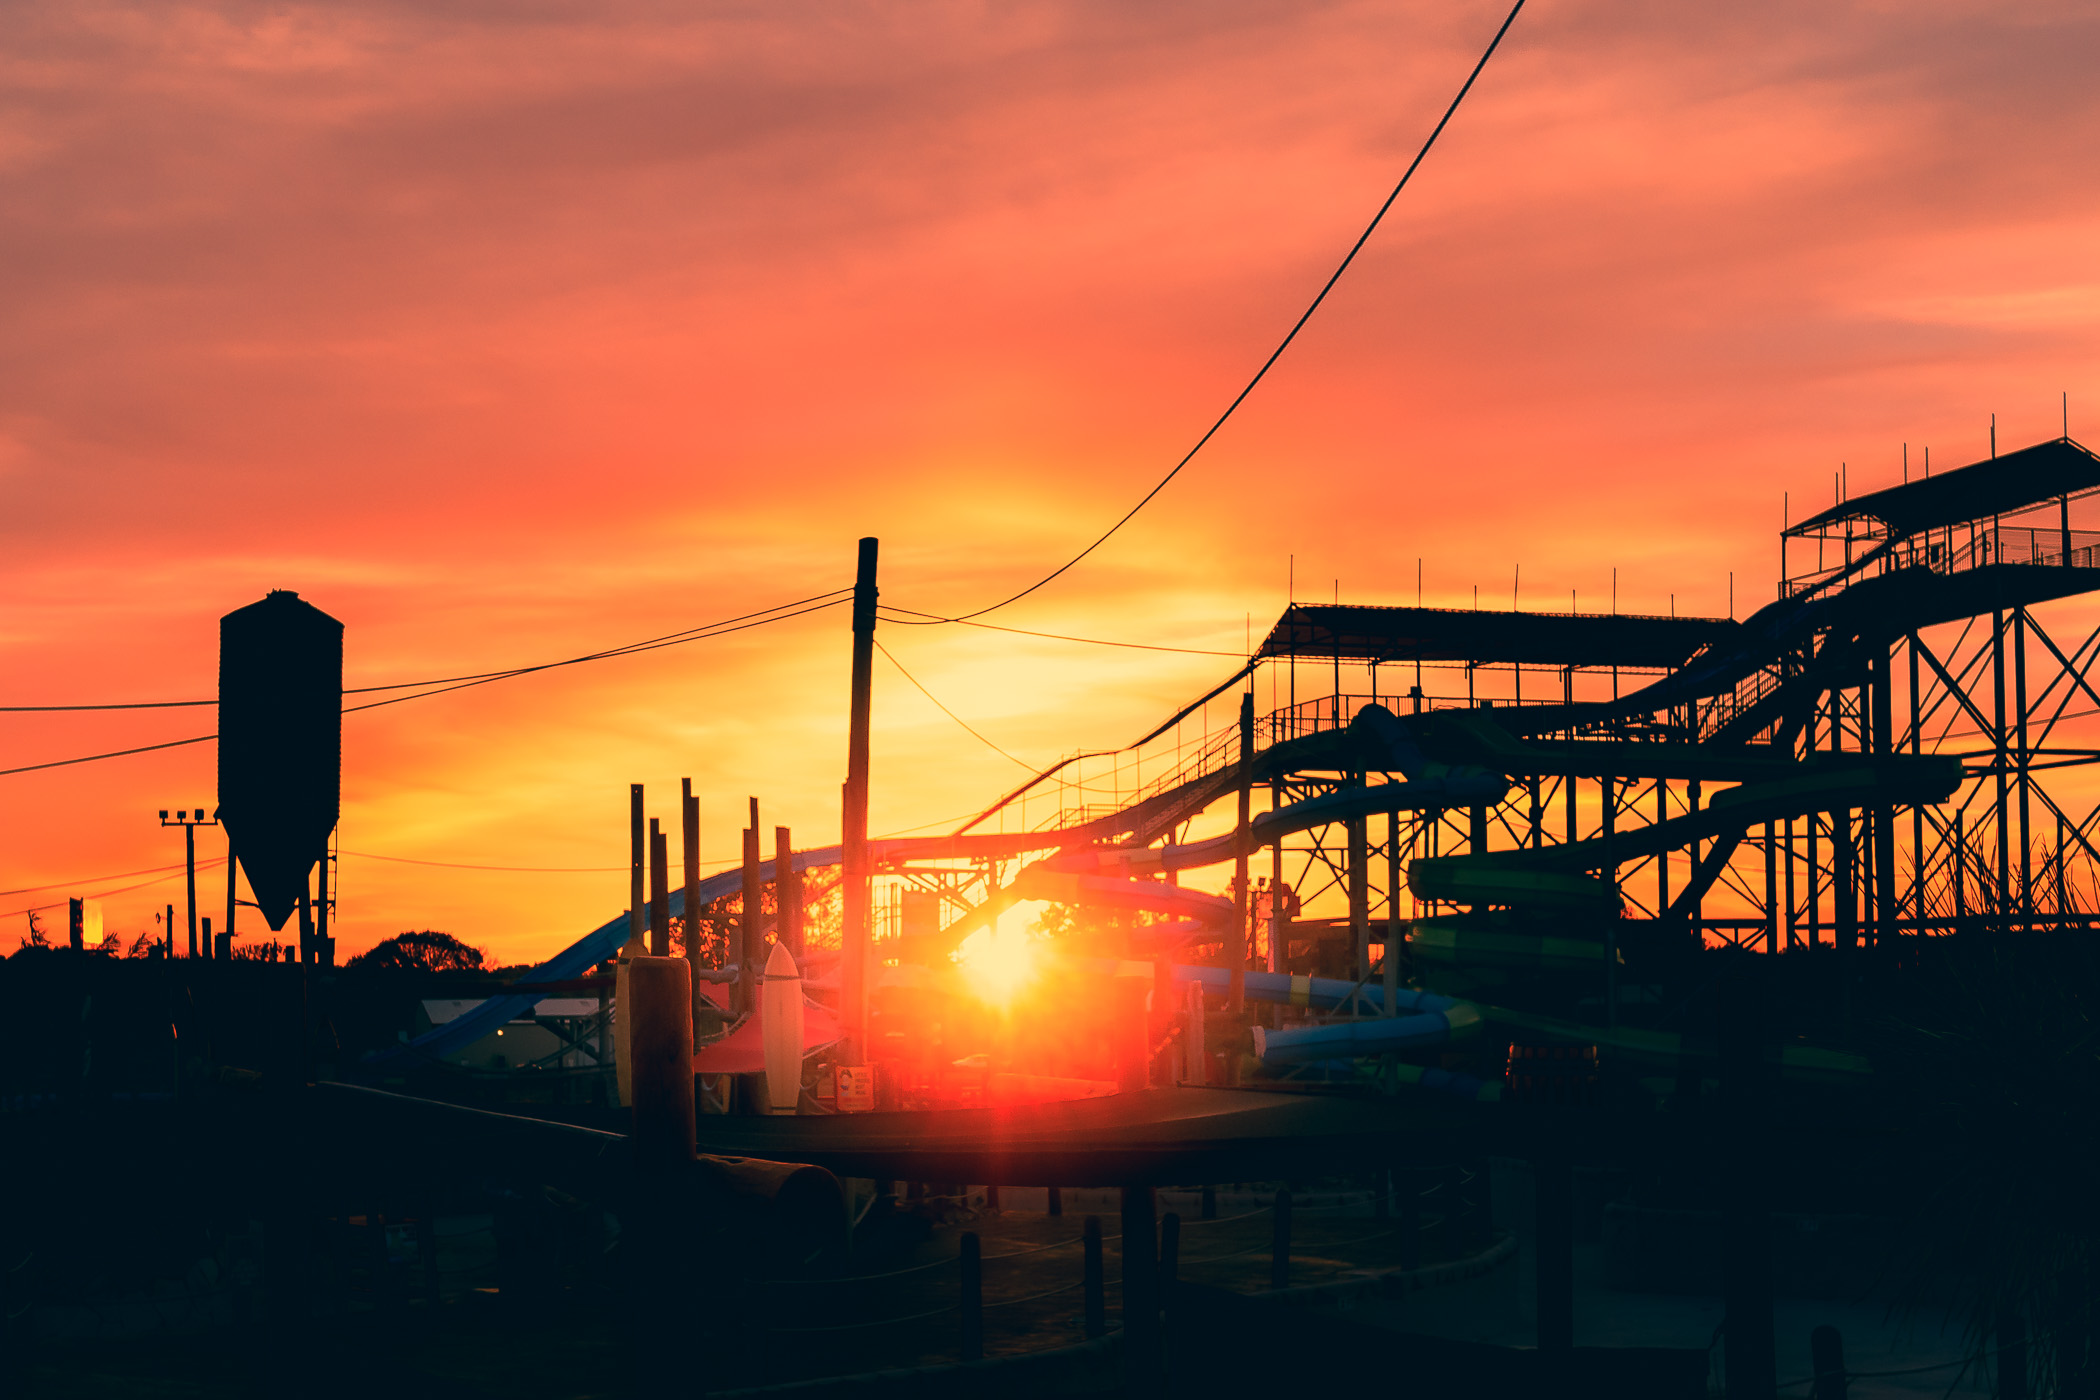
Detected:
[{"left": 347, "top": 929, "right": 486, "bottom": 974}]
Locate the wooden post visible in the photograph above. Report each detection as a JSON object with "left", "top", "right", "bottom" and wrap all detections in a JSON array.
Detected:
[
  {"left": 1400, "top": 1169, "right": 1421, "bottom": 1270},
  {"left": 959, "top": 1231, "right": 983, "bottom": 1361},
  {"left": 1200, "top": 1185, "right": 1216, "bottom": 1220},
  {"left": 739, "top": 807, "right": 762, "bottom": 1017},
  {"left": 626, "top": 954, "right": 697, "bottom": 1397},
  {"left": 1082, "top": 1215, "right": 1105, "bottom": 1338},
  {"left": 682, "top": 779, "right": 702, "bottom": 1037},
  {"left": 775, "top": 825, "right": 801, "bottom": 960},
  {"left": 1159, "top": 1211, "right": 1180, "bottom": 1311},
  {"left": 1810, "top": 1324, "right": 1847, "bottom": 1400},
  {"left": 841, "top": 537, "right": 879, "bottom": 1066},
  {"left": 649, "top": 819, "right": 670, "bottom": 958},
  {"left": 616, "top": 784, "right": 645, "bottom": 1106},
  {"left": 1269, "top": 1186, "right": 1291, "bottom": 1290},
  {"left": 1121, "top": 1187, "right": 1159, "bottom": 1387},
  {"left": 629, "top": 955, "right": 696, "bottom": 1169},
  {"left": 1048, "top": 1186, "right": 1062, "bottom": 1217},
  {"left": 1536, "top": 1149, "right": 1574, "bottom": 1354}
]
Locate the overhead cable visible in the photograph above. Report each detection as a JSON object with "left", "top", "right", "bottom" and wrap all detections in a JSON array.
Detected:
[
  {"left": 878, "top": 606, "right": 1247, "bottom": 656},
  {"left": 2, "top": 592, "right": 851, "bottom": 777},
  {"left": 909, "top": 0, "right": 1528, "bottom": 624},
  {"left": 874, "top": 639, "right": 1036, "bottom": 771}
]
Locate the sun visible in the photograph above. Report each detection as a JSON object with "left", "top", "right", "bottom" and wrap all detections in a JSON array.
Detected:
[{"left": 951, "top": 923, "right": 1039, "bottom": 1007}]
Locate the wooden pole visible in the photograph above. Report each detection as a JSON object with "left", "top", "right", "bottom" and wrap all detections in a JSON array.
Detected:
[
  {"left": 740, "top": 807, "right": 762, "bottom": 1017},
  {"left": 628, "top": 784, "right": 646, "bottom": 954},
  {"left": 959, "top": 1231, "right": 983, "bottom": 1361},
  {"left": 1082, "top": 1215, "right": 1105, "bottom": 1338},
  {"left": 775, "top": 825, "right": 801, "bottom": 960},
  {"left": 185, "top": 822, "right": 198, "bottom": 962},
  {"left": 1536, "top": 1148, "right": 1574, "bottom": 1354},
  {"left": 1121, "top": 1187, "right": 1159, "bottom": 1387},
  {"left": 682, "top": 779, "right": 702, "bottom": 1036},
  {"left": 649, "top": 819, "right": 670, "bottom": 958},
  {"left": 841, "top": 537, "right": 879, "bottom": 1066},
  {"left": 629, "top": 955, "right": 696, "bottom": 1168},
  {"left": 1270, "top": 1186, "right": 1292, "bottom": 1290}
]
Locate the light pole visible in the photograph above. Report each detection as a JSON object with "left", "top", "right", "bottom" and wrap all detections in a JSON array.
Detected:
[{"left": 158, "top": 807, "right": 219, "bottom": 959}]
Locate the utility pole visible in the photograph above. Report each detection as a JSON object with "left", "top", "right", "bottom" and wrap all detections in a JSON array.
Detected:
[
  {"left": 159, "top": 807, "right": 218, "bottom": 959},
  {"left": 1230, "top": 691, "right": 1253, "bottom": 1015},
  {"left": 841, "top": 537, "right": 879, "bottom": 1068},
  {"left": 681, "top": 778, "right": 702, "bottom": 1036}
]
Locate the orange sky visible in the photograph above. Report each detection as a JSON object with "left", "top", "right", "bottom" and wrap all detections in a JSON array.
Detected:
[{"left": 5, "top": 0, "right": 2098, "bottom": 964}]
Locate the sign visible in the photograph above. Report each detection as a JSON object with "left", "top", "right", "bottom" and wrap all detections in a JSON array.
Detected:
[{"left": 835, "top": 1064, "right": 874, "bottom": 1114}]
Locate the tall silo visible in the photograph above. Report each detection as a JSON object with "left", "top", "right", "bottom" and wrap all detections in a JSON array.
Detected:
[{"left": 218, "top": 591, "right": 343, "bottom": 931}]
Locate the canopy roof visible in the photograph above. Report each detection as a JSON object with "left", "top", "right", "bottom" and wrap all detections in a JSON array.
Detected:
[
  {"left": 1256, "top": 603, "right": 1731, "bottom": 670},
  {"left": 1788, "top": 437, "right": 2100, "bottom": 539}
]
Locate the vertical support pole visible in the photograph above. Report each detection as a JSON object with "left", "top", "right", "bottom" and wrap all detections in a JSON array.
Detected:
[
  {"left": 224, "top": 827, "right": 237, "bottom": 953},
  {"left": 315, "top": 843, "right": 331, "bottom": 965},
  {"left": 1270, "top": 1186, "right": 1292, "bottom": 1291},
  {"left": 1783, "top": 817, "right": 1797, "bottom": 950},
  {"left": 629, "top": 784, "right": 646, "bottom": 952},
  {"left": 2015, "top": 608, "right": 2032, "bottom": 923},
  {"left": 1873, "top": 646, "right": 1898, "bottom": 955},
  {"left": 682, "top": 779, "right": 702, "bottom": 1037},
  {"left": 167, "top": 902, "right": 176, "bottom": 959},
  {"left": 1657, "top": 778, "right": 1670, "bottom": 918},
  {"left": 775, "top": 826, "right": 801, "bottom": 960},
  {"left": 1349, "top": 786, "right": 1371, "bottom": 987},
  {"left": 1048, "top": 1186, "right": 1063, "bottom": 1216},
  {"left": 1721, "top": 954, "right": 1777, "bottom": 1400},
  {"left": 629, "top": 955, "right": 696, "bottom": 1165},
  {"left": 841, "top": 537, "right": 879, "bottom": 1067},
  {"left": 1121, "top": 1187, "right": 1159, "bottom": 1388},
  {"left": 1082, "top": 1215, "right": 1105, "bottom": 1339},
  {"left": 1536, "top": 1148, "right": 1574, "bottom": 1354},
  {"left": 1687, "top": 778, "right": 1703, "bottom": 942},
  {"left": 1231, "top": 692, "right": 1252, "bottom": 1016},
  {"left": 649, "top": 819, "right": 670, "bottom": 958},
  {"left": 1909, "top": 635, "right": 1924, "bottom": 945},
  {"left": 626, "top": 954, "right": 696, "bottom": 1397},
  {"left": 1384, "top": 808, "right": 1401, "bottom": 1017},
  {"left": 1159, "top": 1212, "right": 1181, "bottom": 1312},
  {"left": 1269, "top": 787, "right": 1286, "bottom": 974},
  {"left": 1184, "top": 981, "right": 1207, "bottom": 1086},
  {"left": 959, "top": 1232, "right": 983, "bottom": 1362},
  {"left": 740, "top": 805, "right": 762, "bottom": 1017},
  {"left": 1994, "top": 610, "right": 2011, "bottom": 923},
  {"left": 1602, "top": 777, "right": 1618, "bottom": 1022},
  {"left": 185, "top": 822, "right": 198, "bottom": 963},
  {"left": 1763, "top": 820, "right": 1778, "bottom": 955}
]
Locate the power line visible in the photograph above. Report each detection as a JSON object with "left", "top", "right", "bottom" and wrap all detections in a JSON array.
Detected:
[
  {"left": 0, "top": 860, "right": 193, "bottom": 897},
  {"left": 0, "top": 589, "right": 852, "bottom": 715},
  {"left": 908, "top": 0, "right": 1527, "bottom": 625},
  {"left": 1, "top": 592, "right": 851, "bottom": 778},
  {"left": 1, "top": 858, "right": 228, "bottom": 921},
  {"left": 874, "top": 639, "right": 1036, "bottom": 771},
  {"left": 0, "top": 733, "right": 216, "bottom": 778},
  {"left": 877, "top": 607, "right": 1248, "bottom": 656},
  {"left": 340, "top": 850, "right": 626, "bottom": 874}
]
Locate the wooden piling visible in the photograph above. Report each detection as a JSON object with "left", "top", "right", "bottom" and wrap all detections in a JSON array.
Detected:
[
  {"left": 739, "top": 812, "right": 762, "bottom": 1017},
  {"left": 1536, "top": 1150, "right": 1574, "bottom": 1354},
  {"left": 1270, "top": 1186, "right": 1291, "bottom": 1291},
  {"left": 682, "top": 779, "right": 702, "bottom": 1038},
  {"left": 1082, "top": 1215, "right": 1105, "bottom": 1339},
  {"left": 959, "top": 1231, "right": 983, "bottom": 1362},
  {"left": 775, "top": 825, "right": 801, "bottom": 960},
  {"left": 649, "top": 819, "right": 670, "bottom": 958}
]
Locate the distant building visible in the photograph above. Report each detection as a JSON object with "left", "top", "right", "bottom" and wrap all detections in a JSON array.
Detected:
[{"left": 416, "top": 997, "right": 608, "bottom": 1072}]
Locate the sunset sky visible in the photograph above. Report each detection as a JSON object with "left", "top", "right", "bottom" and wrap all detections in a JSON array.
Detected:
[{"left": 5, "top": 0, "right": 2097, "bottom": 964}]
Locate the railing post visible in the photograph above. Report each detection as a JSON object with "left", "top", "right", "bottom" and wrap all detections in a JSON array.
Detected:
[
  {"left": 1270, "top": 1186, "right": 1292, "bottom": 1290},
  {"left": 959, "top": 1231, "right": 982, "bottom": 1362},
  {"left": 1082, "top": 1215, "right": 1105, "bottom": 1339}
]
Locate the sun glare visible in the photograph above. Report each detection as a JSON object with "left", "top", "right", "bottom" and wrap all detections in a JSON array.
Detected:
[{"left": 952, "top": 923, "right": 1038, "bottom": 1006}]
